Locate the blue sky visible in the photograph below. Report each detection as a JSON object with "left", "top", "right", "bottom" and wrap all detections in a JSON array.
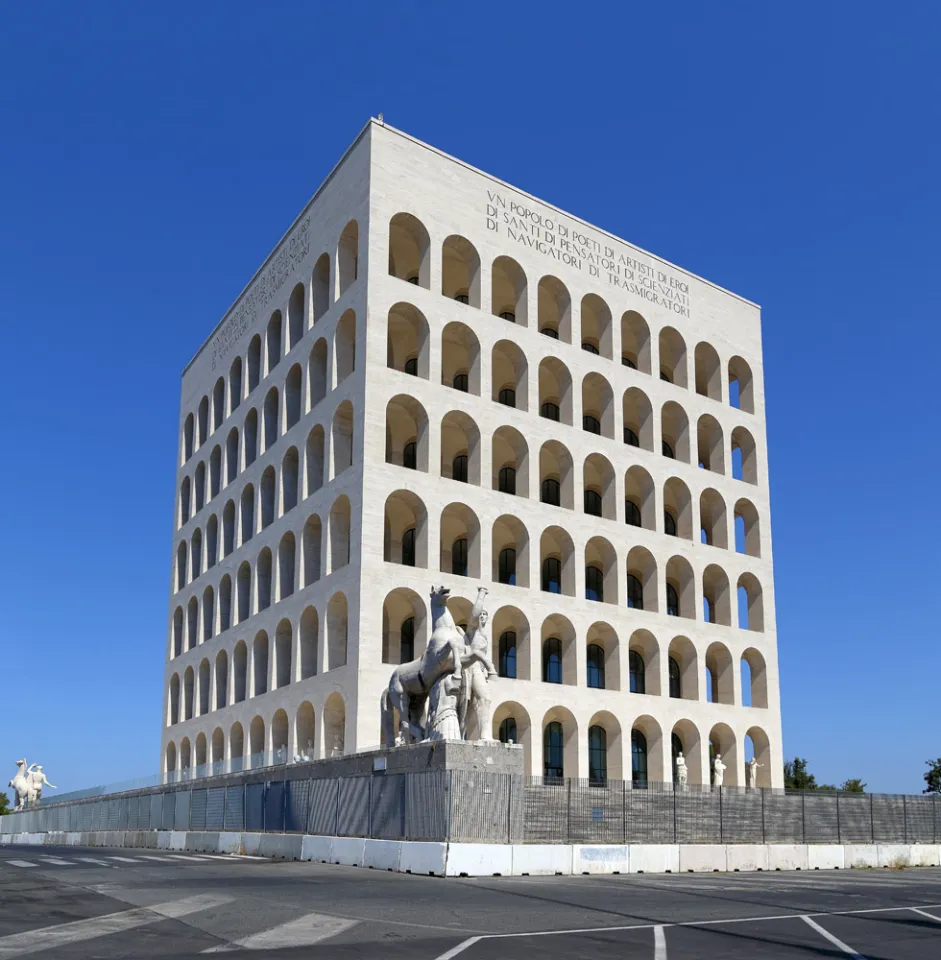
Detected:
[{"left": 1, "top": 3, "right": 938, "bottom": 795}]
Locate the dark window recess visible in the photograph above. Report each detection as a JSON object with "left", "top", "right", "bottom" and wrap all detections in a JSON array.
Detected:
[
  {"left": 404, "top": 357, "right": 418, "bottom": 376},
  {"left": 583, "top": 415, "right": 601, "bottom": 435},
  {"left": 542, "top": 557, "right": 562, "bottom": 594},
  {"left": 541, "top": 402, "right": 560, "bottom": 421},
  {"left": 498, "top": 466, "right": 517, "bottom": 495},
  {"left": 452, "top": 373, "right": 469, "bottom": 393},
  {"left": 401, "top": 527, "right": 416, "bottom": 567},
  {"left": 498, "top": 388, "right": 516, "bottom": 408},
  {"left": 541, "top": 478, "right": 561, "bottom": 506},
  {"left": 584, "top": 489, "right": 602, "bottom": 517},
  {"left": 452, "top": 455, "right": 468, "bottom": 483},
  {"left": 403, "top": 441, "right": 417, "bottom": 470},
  {"left": 627, "top": 573, "right": 643, "bottom": 609},
  {"left": 625, "top": 500, "right": 642, "bottom": 527},
  {"left": 624, "top": 427, "right": 639, "bottom": 447},
  {"left": 541, "top": 327, "right": 559, "bottom": 339}
]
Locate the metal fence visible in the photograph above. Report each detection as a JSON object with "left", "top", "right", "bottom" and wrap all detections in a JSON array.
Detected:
[{"left": 3, "top": 772, "right": 939, "bottom": 846}]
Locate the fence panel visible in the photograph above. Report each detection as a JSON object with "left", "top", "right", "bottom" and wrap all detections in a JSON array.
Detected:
[
  {"left": 674, "top": 786, "right": 721, "bottom": 843},
  {"left": 369, "top": 774, "right": 406, "bottom": 840},
  {"left": 308, "top": 778, "right": 339, "bottom": 836},
  {"left": 872, "top": 794, "right": 905, "bottom": 843},
  {"left": 126, "top": 795, "right": 139, "bottom": 830},
  {"left": 149, "top": 794, "right": 162, "bottom": 831},
  {"left": 803, "top": 792, "right": 839, "bottom": 843},
  {"left": 174, "top": 791, "right": 191, "bottom": 831},
  {"left": 837, "top": 794, "right": 872, "bottom": 843},
  {"left": 284, "top": 780, "right": 311, "bottom": 833},
  {"left": 245, "top": 784, "right": 264, "bottom": 832},
  {"left": 337, "top": 778, "right": 370, "bottom": 837},
  {"left": 265, "top": 782, "right": 285, "bottom": 832},
  {"left": 522, "top": 779, "right": 568, "bottom": 843},
  {"left": 566, "top": 779, "right": 624, "bottom": 844},
  {"left": 904, "top": 796, "right": 936, "bottom": 843},
  {"left": 190, "top": 789, "right": 208, "bottom": 831},
  {"left": 721, "top": 788, "right": 764, "bottom": 843},
  {"left": 763, "top": 791, "right": 803, "bottom": 842},
  {"left": 205, "top": 787, "right": 226, "bottom": 831},
  {"left": 224, "top": 785, "right": 245, "bottom": 831},
  {"left": 450, "top": 771, "right": 511, "bottom": 843},
  {"left": 405, "top": 770, "right": 448, "bottom": 841},
  {"left": 625, "top": 783, "right": 676, "bottom": 843}
]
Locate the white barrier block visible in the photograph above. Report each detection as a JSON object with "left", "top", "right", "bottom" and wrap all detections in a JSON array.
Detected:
[
  {"left": 364, "top": 839, "right": 402, "bottom": 871},
  {"left": 217, "top": 832, "right": 242, "bottom": 854},
  {"left": 680, "top": 844, "right": 728, "bottom": 872},
  {"left": 446, "top": 843, "right": 513, "bottom": 877},
  {"left": 168, "top": 830, "right": 187, "bottom": 851},
  {"left": 808, "top": 845, "right": 844, "bottom": 869},
  {"left": 726, "top": 845, "right": 769, "bottom": 872},
  {"left": 877, "top": 844, "right": 912, "bottom": 868},
  {"left": 331, "top": 837, "right": 366, "bottom": 866},
  {"left": 398, "top": 841, "right": 446, "bottom": 875},
  {"left": 909, "top": 844, "right": 940, "bottom": 867},
  {"left": 257, "top": 834, "right": 303, "bottom": 859},
  {"left": 767, "top": 844, "right": 808, "bottom": 871},
  {"left": 844, "top": 845, "right": 878, "bottom": 869},
  {"left": 572, "top": 844, "right": 629, "bottom": 875},
  {"left": 157, "top": 831, "right": 172, "bottom": 850},
  {"left": 511, "top": 844, "right": 571, "bottom": 876},
  {"left": 630, "top": 844, "right": 680, "bottom": 874},
  {"left": 300, "top": 835, "right": 332, "bottom": 862},
  {"left": 241, "top": 832, "right": 264, "bottom": 856}
]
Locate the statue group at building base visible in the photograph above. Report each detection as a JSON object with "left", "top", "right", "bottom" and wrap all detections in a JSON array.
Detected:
[
  {"left": 382, "top": 585, "right": 497, "bottom": 746},
  {"left": 8, "top": 760, "right": 55, "bottom": 810}
]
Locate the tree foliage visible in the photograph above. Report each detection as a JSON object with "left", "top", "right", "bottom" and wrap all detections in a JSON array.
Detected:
[
  {"left": 783, "top": 758, "right": 865, "bottom": 792},
  {"left": 924, "top": 758, "right": 941, "bottom": 795},
  {"left": 0, "top": 792, "right": 10, "bottom": 816}
]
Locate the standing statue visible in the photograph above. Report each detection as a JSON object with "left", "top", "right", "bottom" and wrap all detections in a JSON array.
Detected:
[
  {"left": 675, "top": 751, "right": 688, "bottom": 787},
  {"left": 27, "top": 765, "right": 55, "bottom": 803},
  {"left": 8, "top": 760, "right": 30, "bottom": 810},
  {"left": 427, "top": 674, "right": 463, "bottom": 741},
  {"left": 712, "top": 753, "right": 727, "bottom": 787},
  {"left": 381, "top": 585, "right": 495, "bottom": 746},
  {"left": 458, "top": 587, "right": 498, "bottom": 742},
  {"left": 747, "top": 757, "right": 763, "bottom": 789}
]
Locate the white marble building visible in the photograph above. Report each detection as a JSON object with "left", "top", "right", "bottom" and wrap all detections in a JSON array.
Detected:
[{"left": 162, "top": 119, "right": 783, "bottom": 788}]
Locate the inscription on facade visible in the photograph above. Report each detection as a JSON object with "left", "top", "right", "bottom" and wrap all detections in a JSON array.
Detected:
[
  {"left": 485, "top": 192, "right": 690, "bottom": 317},
  {"left": 210, "top": 216, "right": 312, "bottom": 370}
]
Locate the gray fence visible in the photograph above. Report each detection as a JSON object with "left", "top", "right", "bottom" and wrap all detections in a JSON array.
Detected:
[{"left": 3, "top": 772, "right": 939, "bottom": 846}]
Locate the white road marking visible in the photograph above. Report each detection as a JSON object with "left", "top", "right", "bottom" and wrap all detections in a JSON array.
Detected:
[
  {"left": 432, "top": 936, "right": 483, "bottom": 960},
  {"left": 201, "top": 911, "right": 358, "bottom": 952},
  {"left": 911, "top": 907, "right": 941, "bottom": 922},
  {"left": 7, "top": 861, "right": 35, "bottom": 868},
  {"left": 107, "top": 857, "right": 141, "bottom": 863},
  {"left": 138, "top": 855, "right": 178, "bottom": 862},
  {"left": 167, "top": 854, "right": 202, "bottom": 861},
  {"left": 800, "top": 915, "right": 868, "bottom": 958},
  {"left": 76, "top": 857, "right": 115, "bottom": 866},
  {"left": 0, "top": 894, "right": 232, "bottom": 958},
  {"left": 38, "top": 859, "right": 72, "bottom": 866},
  {"left": 653, "top": 924, "right": 667, "bottom": 959}
]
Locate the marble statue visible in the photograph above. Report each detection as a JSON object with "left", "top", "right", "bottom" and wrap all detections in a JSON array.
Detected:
[
  {"left": 331, "top": 730, "right": 344, "bottom": 757},
  {"left": 747, "top": 758, "right": 763, "bottom": 789},
  {"left": 27, "top": 765, "right": 55, "bottom": 803},
  {"left": 675, "top": 751, "right": 688, "bottom": 787},
  {"left": 458, "top": 587, "right": 498, "bottom": 742},
  {"left": 9, "top": 760, "right": 30, "bottom": 810},
  {"left": 712, "top": 754, "right": 726, "bottom": 787},
  {"left": 380, "top": 584, "right": 496, "bottom": 746},
  {"left": 427, "top": 674, "right": 463, "bottom": 741}
]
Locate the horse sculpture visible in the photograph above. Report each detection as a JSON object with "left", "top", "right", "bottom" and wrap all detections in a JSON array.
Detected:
[
  {"left": 381, "top": 585, "right": 489, "bottom": 746},
  {"left": 8, "top": 759, "right": 30, "bottom": 811}
]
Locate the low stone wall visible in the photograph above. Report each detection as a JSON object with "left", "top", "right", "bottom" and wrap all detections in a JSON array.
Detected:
[{"left": 3, "top": 831, "right": 938, "bottom": 877}]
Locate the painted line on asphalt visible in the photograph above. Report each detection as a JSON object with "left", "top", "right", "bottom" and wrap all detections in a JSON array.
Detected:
[
  {"left": 201, "top": 911, "right": 358, "bottom": 952},
  {"left": 7, "top": 861, "right": 35, "bottom": 868},
  {"left": 0, "top": 894, "right": 232, "bottom": 959},
  {"left": 38, "top": 858, "right": 73, "bottom": 866},
  {"left": 138, "top": 855, "right": 178, "bottom": 862},
  {"left": 800, "top": 916, "right": 868, "bottom": 958},
  {"left": 431, "top": 901, "right": 941, "bottom": 959},
  {"left": 653, "top": 925, "right": 667, "bottom": 959},
  {"left": 76, "top": 857, "right": 116, "bottom": 867},
  {"left": 911, "top": 907, "right": 941, "bottom": 922},
  {"left": 107, "top": 857, "right": 141, "bottom": 864}
]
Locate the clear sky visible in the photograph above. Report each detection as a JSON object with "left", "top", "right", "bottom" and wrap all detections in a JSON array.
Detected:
[{"left": 1, "top": 3, "right": 938, "bottom": 795}]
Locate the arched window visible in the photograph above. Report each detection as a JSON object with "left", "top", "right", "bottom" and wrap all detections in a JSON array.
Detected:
[
  {"left": 541, "top": 401, "right": 560, "bottom": 421},
  {"left": 451, "top": 538, "right": 468, "bottom": 577},
  {"left": 498, "top": 387, "right": 516, "bottom": 408},
  {"left": 404, "top": 357, "right": 418, "bottom": 376},
  {"left": 588, "top": 725, "right": 607, "bottom": 785},
  {"left": 403, "top": 441, "right": 417, "bottom": 470},
  {"left": 400, "top": 617, "right": 415, "bottom": 663},
  {"left": 624, "top": 427, "right": 639, "bottom": 447},
  {"left": 401, "top": 527, "right": 416, "bottom": 567},
  {"left": 587, "top": 644, "right": 605, "bottom": 689},
  {"left": 666, "top": 584, "right": 680, "bottom": 617},
  {"left": 585, "top": 565, "right": 604, "bottom": 602},
  {"left": 499, "top": 716, "right": 518, "bottom": 743},
  {"left": 625, "top": 500, "right": 642, "bottom": 527},
  {"left": 499, "top": 631, "right": 517, "bottom": 678},
  {"left": 584, "top": 489, "right": 602, "bottom": 517},
  {"left": 582, "top": 341, "right": 600, "bottom": 355},
  {"left": 544, "top": 721, "right": 564, "bottom": 780},
  {"left": 542, "top": 557, "right": 562, "bottom": 594},
  {"left": 626, "top": 573, "right": 643, "bottom": 609},
  {"left": 583, "top": 414, "right": 601, "bottom": 435},
  {"left": 672, "top": 733, "right": 683, "bottom": 782},
  {"left": 632, "top": 729, "right": 648, "bottom": 785},
  {"left": 542, "top": 637, "right": 562, "bottom": 683},
  {"left": 541, "top": 478, "right": 561, "bottom": 506},
  {"left": 664, "top": 511, "right": 677, "bottom": 536},
  {"left": 622, "top": 356, "right": 637, "bottom": 369},
  {"left": 453, "top": 373, "right": 469, "bottom": 393},
  {"left": 498, "top": 466, "right": 517, "bottom": 495},
  {"left": 455, "top": 293, "right": 469, "bottom": 304},
  {"left": 498, "top": 547, "right": 517, "bottom": 585},
  {"left": 452, "top": 454, "right": 468, "bottom": 483},
  {"left": 629, "top": 650, "right": 645, "bottom": 694},
  {"left": 669, "top": 656, "right": 682, "bottom": 698},
  {"left": 499, "top": 311, "right": 516, "bottom": 322},
  {"left": 541, "top": 327, "right": 559, "bottom": 340},
  {"left": 662, "top": 440, "right": 676, "bottom": 459}
]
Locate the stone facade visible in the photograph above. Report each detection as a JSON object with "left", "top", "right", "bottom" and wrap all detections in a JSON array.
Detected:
[{"left": 162, "top": 119, "right": 782, "bottom": 789}]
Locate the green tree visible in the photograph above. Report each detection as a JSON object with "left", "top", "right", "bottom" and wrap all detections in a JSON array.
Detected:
[
  {"left": 783, "top": 757, "right": 818, "bottom": 790},
  {"left": 839, "top": 778, "right": 866, "bottom": 794},
  {"left": 0, "top": 792, "right": 10, "bottom": 816},
  {"left": 924, "top": 758, "right": 941, "bottom": 795}
]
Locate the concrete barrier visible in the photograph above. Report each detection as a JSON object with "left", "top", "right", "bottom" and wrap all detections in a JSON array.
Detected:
[
  {"left": 218, "top": 832, "right": 242, "bottom": 854},
  {"left": 680, "top": 844, "right": 728, "bottom": 872},
  {"left": 909, "top": 845, "right": 941, "bottom": 867},
  {"left": 364, "top": 839, "right": 402, "bottom": 871},
  {"left": 572, "top": 844, "right": 629, "bottom": 875},
  {"left": 331, "top": 837, "right": 365, "bottom": 867},
  {"left": 877, "top": 844, "right": 912, "bottom": 868},
  {"left": 446, "top": 843, "right": 513, "bottom": 877},
  {"left": 398, "top": 841, "right": 447, "bottom": 875},
  {"left": 300, "top": 835, "right": 333, "bottom": 862},
  {"left": 257, "top": 834, "right": 303, "bottom": 860},
  {"left": 630, "top": 844, "right": 680, "bottom": 874},
  {"left": 845, "top": 845, "right": 878, "bottom": 869},
  {"left": 727, "top": 844, "right": 769, "bottom": 872},
  {"left": 185, "top": 832, "right": 219, "bottom": 853},
  {"left": 511, "top": 844, "right": 570, "bottom": 876},
  {"left": 808, "top": 845, "right": 844, "bottom": 870}
]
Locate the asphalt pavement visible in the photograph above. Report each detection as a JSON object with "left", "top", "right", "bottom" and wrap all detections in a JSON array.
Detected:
[{"left": 1, "top": 844, "right": 940, "bottom": 958}]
